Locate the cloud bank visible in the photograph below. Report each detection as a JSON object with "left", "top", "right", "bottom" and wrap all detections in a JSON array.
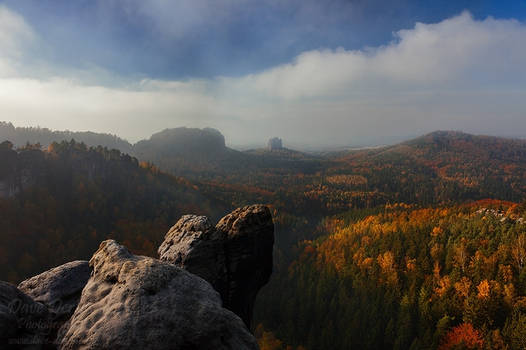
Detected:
[{"left": 0, "top": 6, "right": 525, "bottom": 147}]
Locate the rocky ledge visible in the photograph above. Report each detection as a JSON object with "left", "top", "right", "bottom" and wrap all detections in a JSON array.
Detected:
[{"left": 0, "top": 204, "right": 274, "bottom": 349}]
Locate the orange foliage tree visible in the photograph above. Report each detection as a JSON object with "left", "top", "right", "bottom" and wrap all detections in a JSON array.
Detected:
[{"left": 438, "top": 323, "right": 484, "bottom": 350}]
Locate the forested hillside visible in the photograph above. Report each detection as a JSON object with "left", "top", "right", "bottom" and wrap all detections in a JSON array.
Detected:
[
  {"left": 6, "top": 126, "right": 524, "bottom": 207},
  {"left": 330, "top": 131, "right": 526, "bottom": 204},
  {"left": 250, "top": 133, "right": 526, "bottom": 350},
  {"left": 0, "top": 140, "right": 227, "bottom": 282},
  {"left": 2, "top": 128, "right": 526, "bottom": 350},
  {"left": 256, "top": 201, "right": 526, "bottom": 350},
  {"left": 194, "top": 130, "right": 526, "bottom": 215},
  {"left": 0, "top": 122, "right": 132, "bottom": 152},
  {"left": 0, "top": 124, "right": 326, "bottom": 179}
]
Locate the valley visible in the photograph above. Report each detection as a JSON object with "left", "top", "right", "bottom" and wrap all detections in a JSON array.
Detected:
[{"left": 1, "top": 125, "right": 526, "bottom": 349}]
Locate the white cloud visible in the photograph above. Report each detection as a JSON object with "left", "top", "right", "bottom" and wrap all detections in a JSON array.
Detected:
[
  {"left": 0, "top": 9, "right": 525, "bottom": 146},
  {"left": 233, "top": 12, "right": 526, "bottom": 99},
  {"left": 0, "top": 5, "right": 35, "bottom": 76},
  {"left": 0, "top": 5, "right": 33, "bottom": 54}
]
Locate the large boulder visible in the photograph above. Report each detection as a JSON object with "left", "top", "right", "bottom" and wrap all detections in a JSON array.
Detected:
[
  {"left": 158, "top": 204, "right": 274, "bottom": 327},
  {"left": 57, "top": 240, "right": 258, "bottom": 350},
  {"left": 18, "top": 261, "right": 90, "bottom": 340},
  {"left": 0, "top": 281, "right": 49, "bottom": 347},
  {"left": 157, "top": 215, "right": 228, "bottom": 299}
]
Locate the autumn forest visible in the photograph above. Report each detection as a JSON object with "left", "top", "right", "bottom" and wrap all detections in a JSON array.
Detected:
[{"left": 1, "top": 125, "right": 526, "bottom": 350}]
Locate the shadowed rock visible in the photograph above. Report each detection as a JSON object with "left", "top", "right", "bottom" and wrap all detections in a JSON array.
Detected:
[
  {"left": 158, "top": 204, "right": 274, "bottom": 327},
  {"left": 217, "top": 205, "right": 275, "bottom": 328},
  {"left": 0, "top": 281, "right": 49, "bottom": 347},
  {"left": 57, "top": 240, "right": 258, "bottom": 350},
  {"left": 157, "top": 215, "right": 229, "bottom": 300},
  {"left": 18, "top": 261, "right": 91, "bottom": 342},
  {"left": 19, "top": 261, "right": 90, "bottom": 319}
]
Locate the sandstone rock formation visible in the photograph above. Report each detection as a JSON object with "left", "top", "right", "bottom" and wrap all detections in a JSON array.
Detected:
[
  {"left": 19, "top": 261, "right": 90, "bottom": 319},
  {"left": 216, "top": 205, "right": 275, "bottom": 327},
  {"left": 57, "top": 240, "right": 259, "bottom": 350},
  {"left": 158, "top": 204, "right": 274, "bottom": 327},
  {"left": 267, "top": 137, "right": 283, "bottom": 151},
  {"left": 157, "top": 215, "right": 228, "bottom": 296},
  {"left": 18, "top": 260, "right": 91, "bottom": 341},
  {"left": 0, "top": 281, "right": 49, "bottom": 346},
  {"left": 0, "top": 204, "right": 273, "bottom": 349}
]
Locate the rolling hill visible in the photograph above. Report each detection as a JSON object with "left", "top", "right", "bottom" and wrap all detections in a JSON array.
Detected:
[{"left": 327, "top": 131, "right": 526, "bottom": 204}]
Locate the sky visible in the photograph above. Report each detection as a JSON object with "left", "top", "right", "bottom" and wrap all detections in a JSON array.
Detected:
[{"left": 0, "top": 0, "right": 525, "bottom": 147}]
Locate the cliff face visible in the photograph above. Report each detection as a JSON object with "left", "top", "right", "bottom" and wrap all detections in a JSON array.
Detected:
[
  {"left": 158, "top": 204, "right": 274, "bottom": 328},
  {"left": 0, "top": 205, "right": 274, "bottom": 349}
]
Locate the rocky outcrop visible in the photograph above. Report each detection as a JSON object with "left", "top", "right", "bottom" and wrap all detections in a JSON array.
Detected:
[
  {"left": 133, "top": 127, "right": 227, "bottom": 161},
  {"left": 0, "top": 204, "right": 273, "bottom": 349},
  {"left": 216, "top": 205, "right": 275, "bottom": 327},
  {"left": 18, "top": 260, "right": 91, "bottom": 340},
  {"left": 158, "top": 215, "right": 228, "bottom": 296},
  {"left": 267, "top": 137, "right": 283, "bottom": 151},
  {"left": 0, "top": 281, "right": 49, "bottom": 347},
  {"left": 57, "top": 240, "right": 258, "bottom": 350},
  {"left": 158, "top": 204, "right": 274, "bottom": 327}
]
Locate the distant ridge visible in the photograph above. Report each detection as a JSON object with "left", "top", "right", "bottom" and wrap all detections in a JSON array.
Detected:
[
  {"left": 0, "top": 122, "right": 132, "bottom": 152},
  {"left": 405, "top": 130, "right": 526, "bottom": 146},
  {"left": 395, "top": 130, "right": 526, "bottom": 157},
  {"left": 334, "top": 129, "right": 526, "bottom": 202},
  {"left": 0, "top": 123, "right": 326, "bottom": 178},
  {"left": 334, "top": 130, "right": 526, "bottom": 158},
  {"left": 4, "top": 123, "right": 526, "bottom": 192},
  {"left": 2, "top": 124, "right": 524, "bottom": 156}
]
